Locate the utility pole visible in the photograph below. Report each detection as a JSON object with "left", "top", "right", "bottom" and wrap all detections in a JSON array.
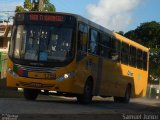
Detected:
[
  {"left": 38, "top": 0, "right": 45, "bottom": 11},
  {"left": 32, "top": 0, "right": 38, "bottom": 11}
]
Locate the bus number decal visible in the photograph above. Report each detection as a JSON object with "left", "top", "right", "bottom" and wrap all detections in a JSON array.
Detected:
[
  {"left": 44, "top": 73, "right": 56, "bottom": 79},
  {"left": 128, "top": 70, "right": 133, "bottom": 77}
]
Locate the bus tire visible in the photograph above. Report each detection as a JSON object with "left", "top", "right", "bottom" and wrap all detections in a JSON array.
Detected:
[
  {"left": 123, "top": 84, "right": 131, "bottom": 103},
  {"left": 114, "top": 97, "right": 123, "bottom": 103},
  {"left": 24, "top": 89, "right": 39, "bottom": 101},
  {"left": 77, "top": 79, "right": 93, "bottom": 104},
  {"left": 114, "top": 84, "right": 131, "bottom": 103}
]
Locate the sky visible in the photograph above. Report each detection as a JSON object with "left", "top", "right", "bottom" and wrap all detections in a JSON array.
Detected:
[{"left": 0, "top": 0, "right": 160, "bottom": 33}]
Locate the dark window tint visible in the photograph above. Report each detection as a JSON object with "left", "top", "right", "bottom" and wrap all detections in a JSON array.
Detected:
[
  {"left": 100, "top": 33, "right": 111, "bottom": 58},
  {"left": 77, "top": 23, "right": 88, "bottom": 61},
  {"left": 78, "top": 23, "right": 88, "bottom": 52},
  {"left": 121, "top": 42, "right": 129, "bottom": 65},
  {"left": 89, "top": 29, "right": 99, "bottom": 54},
  {"left": 129, "top": 46, "right": 137, "bottom": 67},
  {"left": 137, "top": 49, "right": 143, "bottom": 69},
  {"left": 143, "top": 52, "right": 148, "bottom": 70},
  {"left": 13, "top": 25, "right": 74, "bottom": 62},
  {"left": 111, "top": 38, "right": 121, "bottom": 62}
]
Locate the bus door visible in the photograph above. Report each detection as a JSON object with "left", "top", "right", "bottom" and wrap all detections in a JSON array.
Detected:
[
  {"left": 87, "top": 29, "right": 101, "bottom": 95},
  {"left": 76, "top": 24, "right": 100, "bottom": 95},
  {"left": 75, "top": 23, "right": 89, "bottom": 93}
]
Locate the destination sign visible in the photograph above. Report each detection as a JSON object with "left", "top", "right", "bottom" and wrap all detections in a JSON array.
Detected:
[
  {"left": 29, "top": 14, "right": 64, "bottom": 22},
  {"left": 15, "top": 13, "right": 76, "bottom": 25}
]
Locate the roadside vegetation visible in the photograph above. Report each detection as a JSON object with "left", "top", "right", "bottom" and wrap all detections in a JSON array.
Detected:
[{"left": 118, "top": 21, "right": 160, "bottom": 83}]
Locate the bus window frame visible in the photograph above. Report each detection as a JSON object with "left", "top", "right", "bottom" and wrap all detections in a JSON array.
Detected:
[
  {"left": 121, "top": 42, "right": 129, "bottom": 65},
  {"left": 137, "top": 49, "right": 143, "bottom": 69},
  {"left": 110, "top": 37, "right": 121, "bottom": 62},
  {"left": 9, "top": 13, "right": 77, "bottom": 68},
  {"left": 143, "top": 51, "right": 148, "bottom": 71},
  {"left": 129, "top": 45, "right": 137, "bottom": 67},
  {"left": 88, "top": 27, "right": 100, "bottom": 55},
  {"left": 77, "top": 22, "right": 89, "bottom": 62}
]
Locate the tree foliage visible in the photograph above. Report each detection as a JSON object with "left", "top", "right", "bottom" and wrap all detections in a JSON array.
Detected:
[
  {"left": 24, "top": 0, "right": 32, "bottom": 11},
  {"left": 44, "top": 0, "right": 56, "bottom": 12},
  {"left": 124, "top": 21, "right": 160, "bottom": 81},
  {"left": 15, "top": 0, "right": 56, "bottom": 12},
  {"left": 15, "top": 6, "right": 24, "bottom": 12},
  {"left": 117, "top": 31, "right": 124, "bottom": 36},
  {"left": 125, "top": 21, "right": 160, "bottom": 48}
]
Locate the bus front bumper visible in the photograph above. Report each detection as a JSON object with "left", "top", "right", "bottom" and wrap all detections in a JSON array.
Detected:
[{"left": 6, "top": 69, "right": 74, "bottom": 93}]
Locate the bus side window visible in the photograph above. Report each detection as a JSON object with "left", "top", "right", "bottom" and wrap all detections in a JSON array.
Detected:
[
  {"left": 129, "top": 46, "right": 137, "bottom": 67},
  {"left": 14, "top": 25, "right": 24, "bottom": 59},
  {"left": 121, "top": 42, "right": 129, "bottom": 65},
  {"left": 143, "top": 52, "right": 147, "bottom": 70},
  {"left": 9, "top": 26, "right": 16, "bottom": 57},
  {"left": 111, "top": 38, "right": 121, "bottom": 62},
  {"left": 88, "top": 29, "right": 99, "bottom": 55},
  {"left": 78, "top": 23, "right": 88, "bottom": 51},
  {"left": 137, "top": 49, "right": 143, "bottom": 69},
  {"left": 77, "top": 23, "right": 88, "bottom": 61},
  {"left": 100, "top": 33, "right": 111, "bottom": 59}
]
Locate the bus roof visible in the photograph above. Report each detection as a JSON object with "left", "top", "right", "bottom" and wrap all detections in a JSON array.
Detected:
[
  {"left": 17, "top": 12, "right": 149, "bottom": 52},
  {"left": 113, "top": 33, "right": 149, "bottom": 52}
]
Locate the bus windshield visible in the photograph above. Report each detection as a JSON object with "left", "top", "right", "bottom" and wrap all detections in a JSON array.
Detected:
[{"left": 10, "top": 24, "right": 74, "bottom": 63}]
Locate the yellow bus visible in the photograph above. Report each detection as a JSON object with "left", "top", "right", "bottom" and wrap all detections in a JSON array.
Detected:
[{"left": 7, "top": 12, "right": 149, "bottom": 104}]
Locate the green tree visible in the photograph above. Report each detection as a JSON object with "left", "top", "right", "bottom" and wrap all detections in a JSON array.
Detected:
[
  {"left": 15, "top": 6, "right": 24, "bottom": 12},
  {"left": 15, "top": 0, "right": 32, "bottom": 12},
  {"left": 24, "top": 0, "right": 32, "bottom": 11},
  {"left": 15, "top": 0, "right": 56, "bottom": 12},
  {"left": 117, "top": 31, "right": 124, "bottom": 36},
  {"left": 44, "top": 0, "right": 56, "bottom": 12},
  {"left": 124, "top": 21, "right": 160, "bottom": 81},
  {"left": 125, "top": 21, "right": 160, "bottom": 48}
]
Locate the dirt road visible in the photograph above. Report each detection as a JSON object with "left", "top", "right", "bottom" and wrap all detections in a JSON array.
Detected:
[{"left": 0, "top": 96, "right": 159, "bottom": 120}]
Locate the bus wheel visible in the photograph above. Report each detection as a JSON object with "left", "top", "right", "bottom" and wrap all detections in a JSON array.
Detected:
[
  {"left": 123, "top": 84, "right": 131, "bottom": 103},
  {"left": 114, "top": 84, "right": 131, "bottom": 103},
  {"left": 77, "top": 79, "right": 93, "bottom": 104},
  {"left": 114, "top": 97, "right": 123, "bottom": 103},
  {"left": 24, "top": 89, "right": 39, "bottom": 101}
]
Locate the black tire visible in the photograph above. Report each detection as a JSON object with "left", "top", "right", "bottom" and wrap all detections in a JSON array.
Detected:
[
  {"left": 44, "top": 90, "right": 49, "bottom": 95},
  {"left": 114, "top": 97, "right": 123, "bottom": 103},
  {"left": 77, "top": 79, "right": 93, "bottom": 104},
  {"left": 123, "top": 84, "right": 131, "bottom": 103},
  {"left": 114, "top": 84, "right": 131, "bottom": 103},
  {"left": 24, "top": 89, "right": 39, "bottom": 101}
]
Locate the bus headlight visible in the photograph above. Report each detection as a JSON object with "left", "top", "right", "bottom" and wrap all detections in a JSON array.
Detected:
[
  {"left": 56, "top": 72, "right": 75, "bottom": 82},
  {"left": 8, "top": 68, "right": 19, "bottom": 77}
]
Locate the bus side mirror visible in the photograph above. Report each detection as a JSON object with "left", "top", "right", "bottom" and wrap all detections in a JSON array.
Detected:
[{"left": 81, "top": 33, "right": 87, "bottom": 46}]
